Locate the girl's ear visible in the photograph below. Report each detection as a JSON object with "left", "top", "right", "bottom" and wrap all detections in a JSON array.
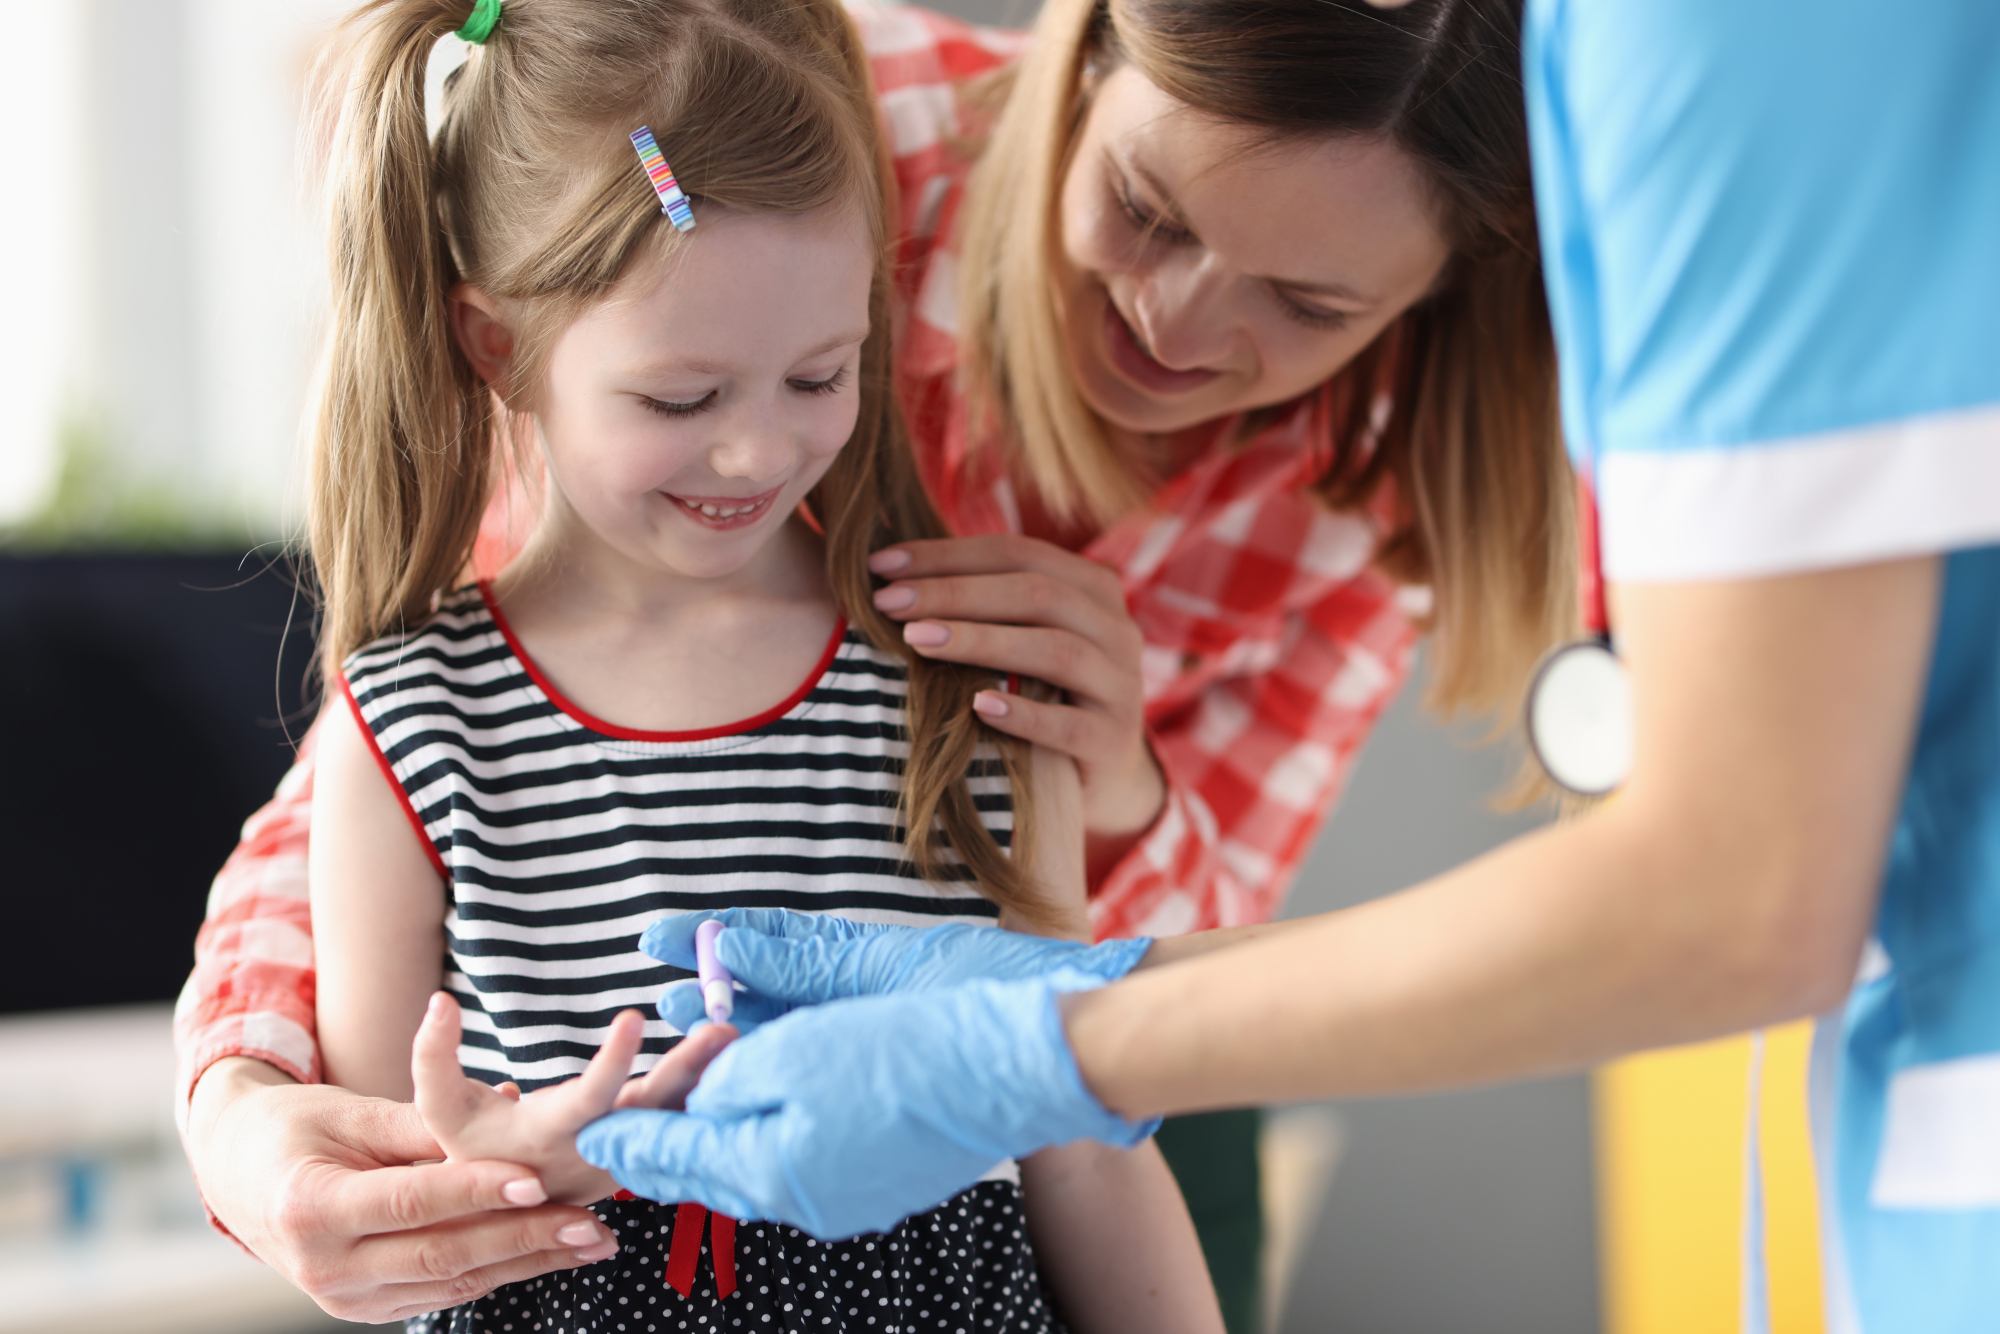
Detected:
[{"left": 450, "top": 283, "right": 518, "bottom": 399}]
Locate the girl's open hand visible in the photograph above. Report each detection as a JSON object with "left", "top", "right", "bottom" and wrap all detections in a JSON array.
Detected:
[
  {"left": 412, "top": 993, "right": 735, "bottom": 1205},
  {"left": 868, "top": 535, "right": 1166, "bottom": 875}
]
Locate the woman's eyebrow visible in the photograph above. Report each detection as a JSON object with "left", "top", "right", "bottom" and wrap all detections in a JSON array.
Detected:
[
  {"left": 1273, "top": 276, "right": 1371, "bottom": 305},
  {"left": 1128, "top": 160, "right": 1201, "bottom": 238},
  {"left": 1130, "top": 159, "right": 1373, "bottom": 307}
]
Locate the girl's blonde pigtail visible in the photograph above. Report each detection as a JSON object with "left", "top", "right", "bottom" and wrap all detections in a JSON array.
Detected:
[{"left": 310, "top": 0, "right": 494, "bottom": 676}]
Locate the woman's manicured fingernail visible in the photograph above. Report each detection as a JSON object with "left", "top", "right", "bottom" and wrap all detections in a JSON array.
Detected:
[
  {"left": 972, "top": 691, "right": 1010, "bottom": 719},
  {"left": 502, "top": 1178, "right": 547, "bottom": 1206},
  {"left": 903, "top": 621, "right": 950, "bottom": 648},
  {"left": 871, "top": 585, "right": 918, "bottom": 612},
  {"left": 557, "top": 1221, "right": 602, "bottom": 1246},
  {"left": 869, "top": 548, "right": 911, "bottom": 574}
]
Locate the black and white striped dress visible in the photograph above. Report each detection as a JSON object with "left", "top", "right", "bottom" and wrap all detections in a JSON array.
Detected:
[{"left": 342, "top": 585, "right": 1062, "bottom": 1334}]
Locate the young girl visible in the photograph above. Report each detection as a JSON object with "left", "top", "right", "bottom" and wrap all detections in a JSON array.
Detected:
[{"left": 303, "top": 1, "right": 1222, "bottom": 1332}]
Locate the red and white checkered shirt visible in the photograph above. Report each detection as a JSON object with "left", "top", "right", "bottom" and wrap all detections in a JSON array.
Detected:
[{"left": 173, "top": 3, "right": 1416, "bottom": 1115}]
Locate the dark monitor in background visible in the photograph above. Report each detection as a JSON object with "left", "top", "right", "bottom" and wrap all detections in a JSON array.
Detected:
[{"left": 0, "top": 554, "right": 316, "bottom": 1014}]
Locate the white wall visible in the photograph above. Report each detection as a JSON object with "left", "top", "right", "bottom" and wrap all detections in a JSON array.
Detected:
[
  {"left": 0, "top": 0, "right": 349, "bottom": 532},
  {"left": 0, "top": 2, "right": 89, "bottom": 521}
]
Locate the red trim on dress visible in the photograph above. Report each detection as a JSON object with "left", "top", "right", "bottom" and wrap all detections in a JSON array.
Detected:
[
  {"left": 337, "top": 674, "right": 452, "bottom": 883},
  {"left": 476, "top": 582, "right": 847, "bottom": 743}
]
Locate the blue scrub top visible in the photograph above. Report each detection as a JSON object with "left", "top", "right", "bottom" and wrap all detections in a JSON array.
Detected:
[{"left": 1523, "top": 2, "right": 2000, "bottom": 1329}]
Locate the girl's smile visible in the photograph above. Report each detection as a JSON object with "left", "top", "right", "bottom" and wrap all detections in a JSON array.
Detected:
[{"left": 663, "top": 485, "right": 783, "bottom": 528}]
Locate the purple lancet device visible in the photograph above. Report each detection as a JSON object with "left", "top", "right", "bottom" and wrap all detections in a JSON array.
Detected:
[{"left": 694, "top": 919, "right": 735, "bottom": 1024}]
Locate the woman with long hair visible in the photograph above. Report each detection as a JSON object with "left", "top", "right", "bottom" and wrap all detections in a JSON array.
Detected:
[{"left": 176, "top": 0, "right": 1569, "bottom": 1325}]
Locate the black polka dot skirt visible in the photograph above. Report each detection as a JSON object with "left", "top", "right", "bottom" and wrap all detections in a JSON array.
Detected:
[{"left": 407, "top": 1180, "right": 1066, "bottom": 1334}]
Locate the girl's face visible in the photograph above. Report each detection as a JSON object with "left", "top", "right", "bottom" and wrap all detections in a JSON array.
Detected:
[
  {"left": 1058, "top": 64, "right": 1453, "bottom": 439},
  {"left": 511, "top": 206, "right": 873, "bottom": 585}
]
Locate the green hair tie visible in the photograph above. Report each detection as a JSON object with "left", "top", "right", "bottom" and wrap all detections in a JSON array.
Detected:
[{"left": 457, "top": 0, "right": 502, "bottom": 44}]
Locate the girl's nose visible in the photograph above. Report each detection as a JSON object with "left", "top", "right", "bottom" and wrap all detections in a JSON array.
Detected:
[
  {"left": 1130, "top": 254, "right": 1233, "bottom": 370},
  {"left": 706, "top": 414, "right": 794, "bottom": 483}
]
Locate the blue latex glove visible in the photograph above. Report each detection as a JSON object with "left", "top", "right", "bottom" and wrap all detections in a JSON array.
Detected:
[
  {"left": 579, "top": 970, "right": 1158, "bottom": 1238},
  {"left": 643, "top": 908, "right": 1152, "bottom": 1034}
]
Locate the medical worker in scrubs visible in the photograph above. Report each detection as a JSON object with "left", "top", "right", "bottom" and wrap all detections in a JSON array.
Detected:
[{"left": 581, "top": 1, "right": 2000, "bottom": 1327}]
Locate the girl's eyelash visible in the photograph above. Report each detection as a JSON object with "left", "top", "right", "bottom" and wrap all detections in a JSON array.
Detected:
[
  {"left": 1275, "top": 291, "right": 1351, "bottom": 333},
  {"left": 790, "top": 369, "right": 849, "bottom": 397},
  {"left": 641, "top": 369, "right": 847, "bottom": 418},
  {"left": 643, "top": 392, "right": 716, "bottom": 418}
]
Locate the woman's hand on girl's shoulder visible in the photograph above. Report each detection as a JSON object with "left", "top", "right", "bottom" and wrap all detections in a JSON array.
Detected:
[
  {"left": 867, "top": 534, "right": 1167, "bottom": 882},
  {"left": 411, "top": 993, "right": 735, "bottom": 1206}
]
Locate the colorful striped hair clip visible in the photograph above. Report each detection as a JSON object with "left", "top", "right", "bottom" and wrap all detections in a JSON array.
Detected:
[{"left": 630, "top": 126, "right": 696, "bottom": 233}]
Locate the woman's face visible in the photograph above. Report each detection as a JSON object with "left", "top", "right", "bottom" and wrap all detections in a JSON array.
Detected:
[{"left": 1058, "top": 63, "right": 1453, "bottom": 438}]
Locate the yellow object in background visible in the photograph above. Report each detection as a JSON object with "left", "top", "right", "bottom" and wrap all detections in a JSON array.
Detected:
[{"left": 1597, "top": 1022, "right": 1827, "bottom": 1334}]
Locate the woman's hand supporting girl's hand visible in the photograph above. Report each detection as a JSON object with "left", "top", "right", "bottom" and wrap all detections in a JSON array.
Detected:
[
  {"left": 412, "top": 994, "right": 735, "bottom": 1206},
  {"left": 868, "top": 536, "right": 1165, "bottom": 882}
]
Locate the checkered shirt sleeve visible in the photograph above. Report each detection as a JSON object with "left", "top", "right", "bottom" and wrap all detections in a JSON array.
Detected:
[
  {"left": 172, "top": 728, "right": 322, "bottom": 1129},
  {"left": 1073, "top": 413, "right": 1420, "bottom": 941}
]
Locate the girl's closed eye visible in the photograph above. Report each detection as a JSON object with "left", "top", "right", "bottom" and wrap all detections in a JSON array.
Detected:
[
  {"left": 643, "top": 391, "right": 717, "bottom": 418},
  {"left": 789, "top": 367, "right": 850, "bottom": 397},
  {"left": 641, "top": 369, "right": 848, "bottom": 418}
]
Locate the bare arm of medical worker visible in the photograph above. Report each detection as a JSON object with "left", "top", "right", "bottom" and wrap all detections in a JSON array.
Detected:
[
  {"left": 1009, "top": 745, "right": 1225, "bottom": 1334},
  {"left": 1067, "top": 557, "right": 1939, "bottom": 1114}
]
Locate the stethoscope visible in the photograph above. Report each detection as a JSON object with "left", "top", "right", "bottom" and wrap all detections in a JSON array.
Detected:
[{"left": 1523, "top": 480, "right": 1633, "bottom": 797}]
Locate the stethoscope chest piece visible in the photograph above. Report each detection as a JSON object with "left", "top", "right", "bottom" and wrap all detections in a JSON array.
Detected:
[{"left": 1525, "top": 637, "right": 1632, "bottom": 797}]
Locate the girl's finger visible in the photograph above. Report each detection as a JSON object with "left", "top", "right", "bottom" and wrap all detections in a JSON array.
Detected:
[
  {"left": 571, "top": 1011, "right": 646, "bottom": 1118},
  {"left": 615, "top": 1024, "right": 737, "bottom": 1111},
  {"left": 412, "top": 992, "right": 477, "bottom": 1129},
  {"left": 903, "top": 620, "right": 1125, "bottom": 706}
]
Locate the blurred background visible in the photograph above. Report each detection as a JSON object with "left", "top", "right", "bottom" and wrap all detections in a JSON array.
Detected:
[{"left": 0, "top": 2, "right": 1800, "bottom": 1332}]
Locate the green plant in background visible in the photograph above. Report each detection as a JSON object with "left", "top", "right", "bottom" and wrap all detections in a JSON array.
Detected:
[{"left": 2, "top": 417, "right": 269, "bottom": 552}]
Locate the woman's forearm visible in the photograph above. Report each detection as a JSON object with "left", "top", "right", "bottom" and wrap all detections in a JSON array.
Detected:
[
  {"left": 1132, "top": 919, "right": 1295, "bottom": 968},
  {"left": 1069, "top": 562, "right": 1938, "bottom": 1117},
  {"left": 1071, "top": 813, "right": 1718, "bottom": 1113}
]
